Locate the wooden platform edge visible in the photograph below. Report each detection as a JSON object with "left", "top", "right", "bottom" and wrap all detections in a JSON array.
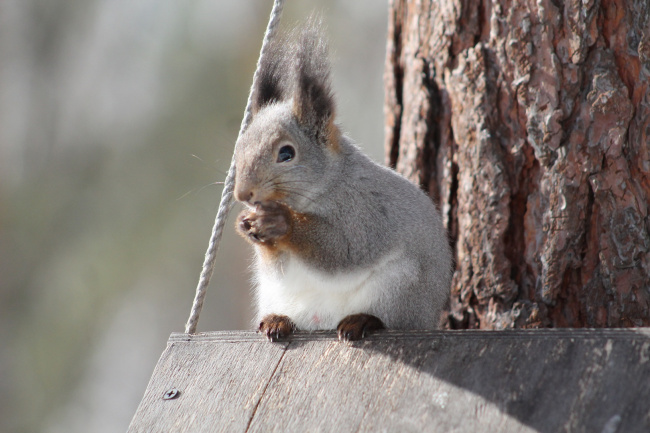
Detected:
[
  {"left": 129, "top": 327, "right": 650, "bottom": 433},
  {"left": 169, "top": 327, "right": 650, "bottom": 343}
]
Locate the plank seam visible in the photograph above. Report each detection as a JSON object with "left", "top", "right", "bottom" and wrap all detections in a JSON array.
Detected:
[{"left": 244, "top": 342, "right": 289, "bottom": 432}]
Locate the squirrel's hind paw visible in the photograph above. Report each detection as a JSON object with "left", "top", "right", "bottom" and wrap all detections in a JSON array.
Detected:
[
  {"left": 259, "top": 314, "right": 295, "bottom": 341},
  {"left": 337, "top": 314, "right": 385, "bottom": 341}
]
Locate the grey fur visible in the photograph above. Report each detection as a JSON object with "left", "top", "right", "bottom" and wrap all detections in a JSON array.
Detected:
[{"left": 234, "top": 22, "right": 452, "bottom": 330}]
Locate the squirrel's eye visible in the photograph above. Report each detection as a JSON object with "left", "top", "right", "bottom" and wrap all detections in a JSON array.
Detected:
[{"left": 277, "top": 145, "right": 295, "bottom": 163}]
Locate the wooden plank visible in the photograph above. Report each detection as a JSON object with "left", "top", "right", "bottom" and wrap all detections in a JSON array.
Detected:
[
  {"left": 128, "top": 332, "right": 288, "bottom": 433},
  {"left": 129, "top": 329, "right": 650, "bottom": 433}
]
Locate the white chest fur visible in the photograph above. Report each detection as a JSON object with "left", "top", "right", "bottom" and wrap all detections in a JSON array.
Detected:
[{"left": 253, "top": 248, "right": 411, "bottom": 330}]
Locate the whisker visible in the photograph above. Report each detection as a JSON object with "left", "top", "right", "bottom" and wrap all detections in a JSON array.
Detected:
[
  {"left": 273, "top": 180, "right": 314, "bottom": 186},
  {"left": 176, "top": 181, "right": 225, "bottom": 201},
  {"left": 187, "top": 153, "right": 230, "bottom": 177},
  {"left": 275, "top": 187, "right": 318, "bottom": 206},
  {"left": 176, "top": 190, "right": 193, "bottom": 201},
  {"left": 263, "top": 165, "right": 308, "bottom": 186},
  {"left": 274, "top": 183, "right": 316, "bottom": 195},
  {"left": 261, "top": 166, "right": 312, "bottom": 191}
]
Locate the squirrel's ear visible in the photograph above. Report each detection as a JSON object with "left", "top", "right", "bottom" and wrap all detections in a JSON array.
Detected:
[
  {"left": 252, "top": 40, "right": 287, "bottom": 115},
  {"left": 291, "top": 22, "right": 337, "bottom": 145}
]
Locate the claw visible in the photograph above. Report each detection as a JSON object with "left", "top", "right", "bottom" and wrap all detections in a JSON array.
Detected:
[
  {"left": 258, "top": 314, "right": 295, "bottom": 342},
  {"left": 336, "top": 314, "right": 385, "bottom": 342}
]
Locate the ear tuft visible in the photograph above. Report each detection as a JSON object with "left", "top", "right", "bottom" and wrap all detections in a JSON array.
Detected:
[
  {"left": 250, "top": 17, "right": 337, "bottom": 144},
  {"left": 252, "top": 34, "right": 290, "bottom": 115},
  {"left": 291, "top": 18, "right": 336, "bottom": 144}
]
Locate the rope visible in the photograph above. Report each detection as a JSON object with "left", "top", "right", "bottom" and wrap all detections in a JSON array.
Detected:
[{"left": 185, "top": 0, "right": 286, "bottom": 334}]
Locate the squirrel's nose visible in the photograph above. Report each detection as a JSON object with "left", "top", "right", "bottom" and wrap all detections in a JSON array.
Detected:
[{"left": 234, "top": 184, "right": 256, "bottom": 204}]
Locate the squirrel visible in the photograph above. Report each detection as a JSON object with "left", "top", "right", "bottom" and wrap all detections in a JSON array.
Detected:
[{"left": 234, "top": 21, "right": 452, "bottom": 342}]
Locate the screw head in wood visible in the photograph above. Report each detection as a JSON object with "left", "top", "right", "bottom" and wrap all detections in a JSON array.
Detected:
[{"left": 162, "top": 388, "right": 180, "bottom": 400}]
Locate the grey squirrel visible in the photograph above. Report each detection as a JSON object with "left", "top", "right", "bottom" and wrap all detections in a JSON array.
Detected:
[{"left": 234, "top": 22, "right": 452, "bottom": 341}]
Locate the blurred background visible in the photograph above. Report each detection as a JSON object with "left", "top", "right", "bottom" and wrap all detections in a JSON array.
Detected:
[{"left": 0, "top": 0, "right": 387, "bottom": 431}]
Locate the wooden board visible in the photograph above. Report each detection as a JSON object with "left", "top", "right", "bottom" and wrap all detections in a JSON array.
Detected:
[{"left": 129, "top": 329, "right": 650, "bottom": 433}]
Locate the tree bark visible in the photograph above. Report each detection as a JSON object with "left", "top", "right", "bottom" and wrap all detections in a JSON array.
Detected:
[{"left": 385, "top": 0, "right": 650, "bottom": 328}]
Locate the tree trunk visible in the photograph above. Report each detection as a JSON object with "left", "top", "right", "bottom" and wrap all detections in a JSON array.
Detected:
[{"left": 385, "top": 0, "right": 650, "bottom": 329}]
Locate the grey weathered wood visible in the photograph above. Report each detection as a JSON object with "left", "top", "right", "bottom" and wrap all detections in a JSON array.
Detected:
[
  {"left": 129, "top": 332, "right": 287, "bottom": 432},
  {"left": 129, "top": 329, "right": 650, "bottom": 433}
]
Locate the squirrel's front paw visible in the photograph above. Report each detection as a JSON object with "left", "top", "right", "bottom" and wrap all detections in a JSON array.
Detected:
[
  {"left": 337, "top": 314, "right": 385, "bottom": 341},
  {"left": 259, "top": 314, "right": 295, "bottom": 341},
  {"left": 237, "top": 203, "right": 289, "bottom": 244}
]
